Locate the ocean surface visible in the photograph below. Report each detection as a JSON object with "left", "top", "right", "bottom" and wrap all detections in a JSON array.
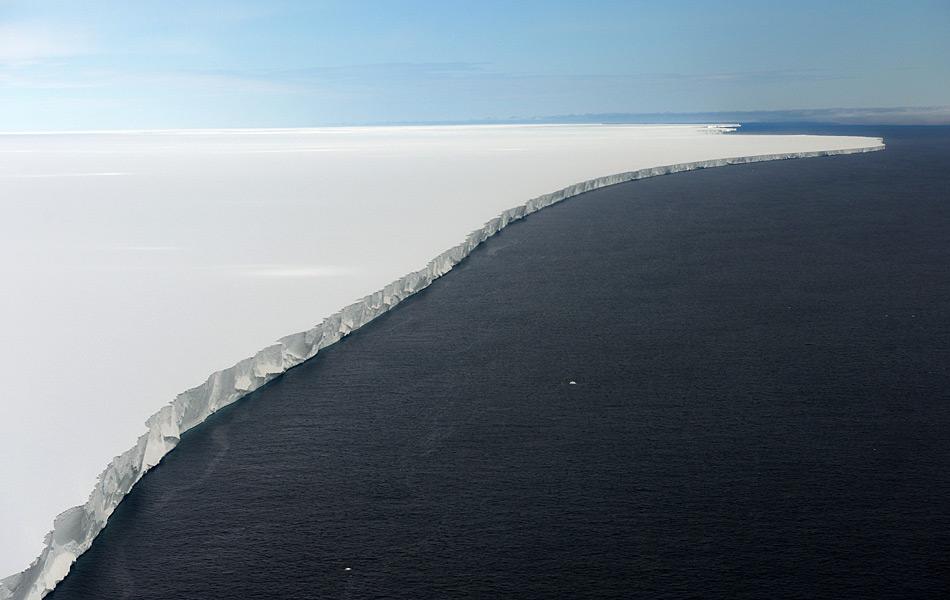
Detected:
[{"left": 49, "top": 126, "right": 949, "bottom": 599}]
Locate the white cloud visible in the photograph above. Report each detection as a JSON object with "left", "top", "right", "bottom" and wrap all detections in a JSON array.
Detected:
[{"left": 0, "top": 22, "right": 92, "bottom": 66}]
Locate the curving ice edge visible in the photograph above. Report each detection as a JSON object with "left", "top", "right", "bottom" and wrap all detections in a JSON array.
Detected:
[{"left": 0, "top": 142, "right": 884, "bottom": 600}]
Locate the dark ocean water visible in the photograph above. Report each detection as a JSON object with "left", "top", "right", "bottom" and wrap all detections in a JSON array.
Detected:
[{"left": 50, "top": 126, "right": 950, "bottom": 599}]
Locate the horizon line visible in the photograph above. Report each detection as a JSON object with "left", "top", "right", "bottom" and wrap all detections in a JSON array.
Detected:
[{"left": 0, "top": 104, "right": 948, "bottom": 134}]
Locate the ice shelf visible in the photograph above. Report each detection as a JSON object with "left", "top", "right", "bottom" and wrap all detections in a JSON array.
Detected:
[{"left": 0, "top": 135, "right": 883, "bottom": 600}]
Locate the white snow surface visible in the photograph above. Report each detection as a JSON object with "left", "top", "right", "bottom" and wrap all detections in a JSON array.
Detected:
[{"left": 0, "top": 125, "right": 882, "bottom": 599}]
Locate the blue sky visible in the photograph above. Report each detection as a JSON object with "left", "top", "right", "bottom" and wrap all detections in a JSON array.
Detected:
[{"left": 1, "top": 0, "right": 948, "bottom": 129}]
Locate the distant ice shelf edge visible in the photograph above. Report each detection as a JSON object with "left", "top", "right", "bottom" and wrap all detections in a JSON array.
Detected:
[{"left": 0, "top": 142, "right": 884, "bottom": 600}]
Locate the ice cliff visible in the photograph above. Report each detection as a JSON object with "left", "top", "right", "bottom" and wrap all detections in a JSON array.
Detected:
[{"left": 0, "top": 142, "right": 883, "bottom": 600}]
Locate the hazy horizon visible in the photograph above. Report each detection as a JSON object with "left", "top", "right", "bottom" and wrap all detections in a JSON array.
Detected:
[{"left": 1, "top": 106, "right": 948, "bottom": 134}]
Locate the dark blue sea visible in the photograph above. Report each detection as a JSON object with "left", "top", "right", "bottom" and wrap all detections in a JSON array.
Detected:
[{"left": 50, "top": 126, "right": 950, "bottom": 599}]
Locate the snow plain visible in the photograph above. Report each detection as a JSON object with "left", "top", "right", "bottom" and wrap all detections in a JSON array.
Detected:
[{"left": 0, "top": 125, "right": 882, "bottom": 595}]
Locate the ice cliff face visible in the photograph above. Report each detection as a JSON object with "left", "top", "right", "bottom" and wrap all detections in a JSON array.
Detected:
[{"left": 0, "top": 142, "right": 883, "bottom": 600}]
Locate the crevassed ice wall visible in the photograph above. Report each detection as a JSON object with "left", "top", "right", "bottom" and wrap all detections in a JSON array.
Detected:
[{"left": 0, "top": 140, "right": 883, "bottom": 600}]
